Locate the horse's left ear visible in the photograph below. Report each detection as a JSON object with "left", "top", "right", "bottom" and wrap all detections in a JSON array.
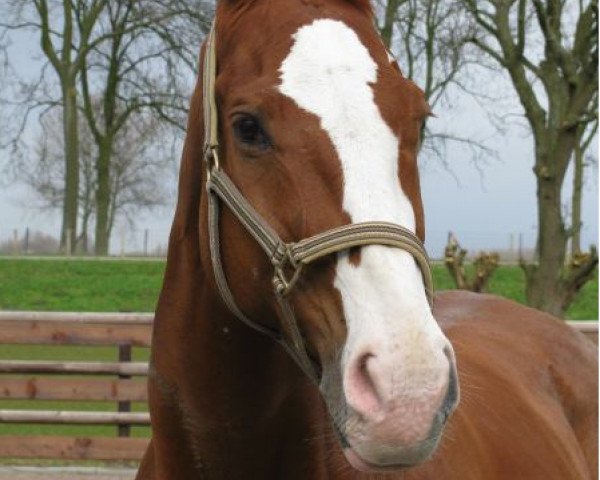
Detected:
[
  {"left": 410, "top": 84, "right": 432, "bottom": 122},
  {"left": 419, "top": 99, "right": 433, "bottom": 120}
]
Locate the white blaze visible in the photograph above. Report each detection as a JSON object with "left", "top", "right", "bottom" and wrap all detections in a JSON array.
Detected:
[{"left": 278, "top": 19, "right": 444, "bottom": 396}]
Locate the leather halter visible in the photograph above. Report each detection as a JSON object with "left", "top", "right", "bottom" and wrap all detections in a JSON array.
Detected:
[{"left": 202, "top": 21, "right": 434, "bottom": 384}]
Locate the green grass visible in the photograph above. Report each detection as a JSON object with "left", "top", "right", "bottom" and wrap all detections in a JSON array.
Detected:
[
  {"left": 0, "top": 257, "right": 596, "bottom": 318},
  {"left": 0, "top": 258, "right": 165, "bottom": 312},
  {"left": 432, "top": 263, "right": 598, "bottom": 320}
]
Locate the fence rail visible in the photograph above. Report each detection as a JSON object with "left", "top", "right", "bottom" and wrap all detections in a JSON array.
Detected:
[{"left": 0, "top": 311, "right": 153, "bottom": 462}]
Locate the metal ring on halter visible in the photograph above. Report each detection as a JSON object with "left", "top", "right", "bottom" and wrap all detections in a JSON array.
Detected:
[
  {"left": 204, "top": 146, "right": 220, "bottom": 181},
  {"left": 273, "top": 255, "right": 304, "bottom": 296}
]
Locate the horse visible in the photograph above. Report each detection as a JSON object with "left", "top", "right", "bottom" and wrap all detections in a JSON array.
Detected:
[{"left": 136, "top": 0, "right": 598, "bottom": 478}]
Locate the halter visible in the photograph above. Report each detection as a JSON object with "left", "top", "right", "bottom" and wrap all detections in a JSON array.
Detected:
[{"left": 202, "top": 21, "right": 434, "bottom": 384}]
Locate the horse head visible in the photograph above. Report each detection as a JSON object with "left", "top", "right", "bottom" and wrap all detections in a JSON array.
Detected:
[{"left": 169, "top": 0, "right": 460, "bottom": 473}]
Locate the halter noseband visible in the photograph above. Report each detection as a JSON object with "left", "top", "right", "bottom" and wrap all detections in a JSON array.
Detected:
[{"left": 202, "top": 21, "right": 434, "bottom": 384}]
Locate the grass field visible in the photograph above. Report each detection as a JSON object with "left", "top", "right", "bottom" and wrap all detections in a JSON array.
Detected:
[
  {"left": 0, "top": 257, "right": 596, "bottom": 318},
  {"left": 0, "top": 257, "right": 596, "bottom": 443}
]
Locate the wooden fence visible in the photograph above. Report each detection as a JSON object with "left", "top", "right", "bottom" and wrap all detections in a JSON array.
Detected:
[
  {"left": 0, "top": 311, "right": 596, "bottom": 463},
  {"left": 0, "top": 311, "right": 152, "bottom": 462}
]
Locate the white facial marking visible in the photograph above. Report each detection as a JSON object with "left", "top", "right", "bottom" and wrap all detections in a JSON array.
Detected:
[
  {"left": 279, "top": 19, "right": 414, "bottom": 228},
  {"left": 278, "top": 20, "right": 447, "bottom": 404}
]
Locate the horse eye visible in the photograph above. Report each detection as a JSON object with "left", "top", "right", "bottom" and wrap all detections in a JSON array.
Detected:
[{"left": 232, "top": 114, "right": 270, "bottom": 149}]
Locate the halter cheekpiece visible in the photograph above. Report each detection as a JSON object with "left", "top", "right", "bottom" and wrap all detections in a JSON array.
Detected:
[{"left": 202, "top": 20, "right": 434, "bottom": 384}]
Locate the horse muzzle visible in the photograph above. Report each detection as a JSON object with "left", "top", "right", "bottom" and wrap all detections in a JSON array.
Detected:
[{"left": 339, "top": 341, "right": 459, "bottom": 472}]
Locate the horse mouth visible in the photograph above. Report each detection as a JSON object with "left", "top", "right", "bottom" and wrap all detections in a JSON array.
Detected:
[
  {"left": 337, "top": 411, "right": 448, "bottom": 473},
  {"left": 343, "top": 447, "right": 414, "bottom": 473}
]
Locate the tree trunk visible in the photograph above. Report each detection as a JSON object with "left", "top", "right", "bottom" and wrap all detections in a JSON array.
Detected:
[
  {"left": 60, "top": 83, "right": 79, "bottom": 253},
  {"left": 380, "top": 0, "right": 401, "bottom": 49},
  {"left": 523, "top": 176, "right": 567, "bottom": 316},
  {"left": 94, "top": 138, "right": 112, "bottom": 255},
  {"left": 571, "top": 140, "right": 583, "bottom": 257},
  {"left": 522, "top": 141, "right": 598, "bottom": 317}
]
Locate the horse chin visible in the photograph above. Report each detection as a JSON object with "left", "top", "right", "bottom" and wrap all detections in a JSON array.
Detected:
[
  {"left": 340, "top": 419, "right": 445, "bottom": 473},
  {"left": 342, "top": 438, "right": 439, "bottom": 473},
  {"left": 343, "top": 447, "right": 413, "bottom": 473}
]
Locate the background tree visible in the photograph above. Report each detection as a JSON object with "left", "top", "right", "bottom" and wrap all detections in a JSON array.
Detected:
[
  {"left": 1, "top": 0, "right": 211, "bottom": 255},
  {"left": 0, "top": 0, "right": 108, "bottom": 252},
  {"left": 445, "top": 232, "right": 500, "bottom": 293},
  {"left": 570, "top": 102, "right": 597, "bottom": 257},
  {"left": 27, "top": 107, "right": 96, "bottom": 253},
  {"left": 77, "top": 0, "right": 210, "bottom": 254},
  {"left": 374, "top": 0, "right": 490, "bottom": 162},
  {"left": 24, "top": 103, "right": 175, "bottom": 254},
  {"left": 463, "top": 0, "right": 598, "bottom": 316}
]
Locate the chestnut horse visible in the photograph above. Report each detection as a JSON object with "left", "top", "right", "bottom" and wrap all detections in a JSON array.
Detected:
[{"left": 136, "top": 0, "right": 598, "bottom": 478}]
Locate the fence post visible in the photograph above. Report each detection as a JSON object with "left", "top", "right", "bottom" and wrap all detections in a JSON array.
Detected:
[
  {"left": 12, "top": 230, "right": 19, "bottom": 255},
  {"left": 143, "top": 229, "right": 149, "bottom": 257},
  {"left": 518, "top": 233, "right": 523, "bottom": 261},
  {"left": 120, "top": 230, "right": 126, "bottom": 258},
  {"left": 118, "top": 344, "right": 132, "bottom": 438},
  {"left": 24, "top": 228, "right": 29, "bottom": 255}
]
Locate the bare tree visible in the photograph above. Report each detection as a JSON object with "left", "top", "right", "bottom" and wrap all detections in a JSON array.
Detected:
[
  {"left": 0, "top": 0, "right": 109, "bottom": 252},
  {"left": 24, "top": 103, "right": 175, "bottom": 253},
  {"left": 463, "top": 0, "right": 598, "bottom": 316},
  {"left": 1, "top": 0, "right": 211, "bottom": 255},
  {"left": 375, "top": 0, "right": 490, "bottom": 162},
  {"left": 105, "top": 113, "right": 176, "bottom": 242},
  {"left": 77, "top": 0, "right": 210, "bottom": 254},
  {"left": 570, "top": 103, "right": 597, "bottom": 257},
  {"left": 27, "top": 106, "right": 97, "bottom": 253}
]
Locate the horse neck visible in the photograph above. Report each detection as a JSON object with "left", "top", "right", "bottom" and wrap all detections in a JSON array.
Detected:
[{"left": 149, "top": 232, "right": 331, "bottom": 476}]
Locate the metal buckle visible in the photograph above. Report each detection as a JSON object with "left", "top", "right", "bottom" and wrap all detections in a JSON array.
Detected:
[
  {"left": 272, "top": 244, "right": 303, "bottom": 296},
  {"left": 204, "top": 145, "right": 220, "bottom": 181}
]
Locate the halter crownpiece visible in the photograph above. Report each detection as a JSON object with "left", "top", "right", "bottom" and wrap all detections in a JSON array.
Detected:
[{"left": 202, "top": 20, "right": 434, "bottom": 384}]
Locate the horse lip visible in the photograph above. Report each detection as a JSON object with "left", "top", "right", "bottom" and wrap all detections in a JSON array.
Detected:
[{"left": 343, "top": 447, "right": 414, "bottom": 472}]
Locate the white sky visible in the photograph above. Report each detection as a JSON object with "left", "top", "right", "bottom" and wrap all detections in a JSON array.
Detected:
[{"left": 0, "top": 26, "right": 598, "bottom": 258}]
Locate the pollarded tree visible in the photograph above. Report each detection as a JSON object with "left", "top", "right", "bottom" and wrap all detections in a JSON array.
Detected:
[{"left": 463, "top": 0, "right": 598, "bottom": 316}]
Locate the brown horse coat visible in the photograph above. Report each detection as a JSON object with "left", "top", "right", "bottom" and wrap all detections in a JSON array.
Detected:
[{"left": 136, "top": 1, "right": 598, "bottom": 478}]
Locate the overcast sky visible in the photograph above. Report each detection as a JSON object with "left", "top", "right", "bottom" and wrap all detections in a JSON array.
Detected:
[{"left": 0, "top": 27, "right": 598, "bottom": 258}]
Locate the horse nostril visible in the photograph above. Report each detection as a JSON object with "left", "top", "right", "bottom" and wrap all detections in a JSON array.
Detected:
[
  {"left": 345, "top": 352, "right": 384, "bottom": 419},
  {"left": 441, "top": 345, "right": 459, "bottom": 418}
]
